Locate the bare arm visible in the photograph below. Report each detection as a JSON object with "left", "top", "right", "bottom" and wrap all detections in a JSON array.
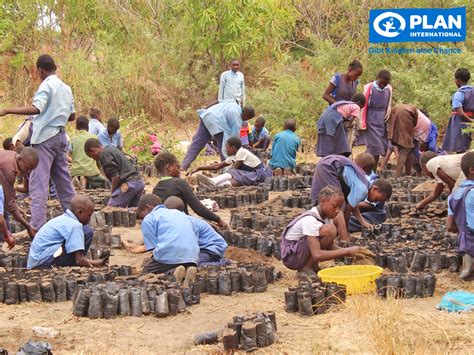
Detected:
[
  {"left": 307, "top": 237, "right": 359, "bottom": 262},
  {"left": 456, "top": 106, "right": 473, "bottom": 122},
  {"left": 352, "top": 206, "right": 372, "bottom": 229},
  {"left": 68, "top": 113, "right": 76, "bottom": 122},
  {"left": 416, "top": 182, "right": 444, "bottom": 209},
  {"left": 446, "top": 215, "right": 458, "bottom": 233},
  {"left": 110, "top": 175, "right": 120, "bottom": 194},
  {"left": 0, "top": 106, "right": 39, "bottom": 116},
  {"left": 74, "top": 251, "right": 108, "bottom": 267},
  {"left": 188, "top": 161, "right": 229, "bottom": 174},
  {"left": 322, "top": 83, "right": 337, "bottom": 105},
  {"left": 437, "top": 169, "right": 456, "bottom": 191}
]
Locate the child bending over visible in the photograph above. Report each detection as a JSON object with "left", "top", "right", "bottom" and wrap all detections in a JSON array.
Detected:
[
  {"left": 281, "top": 186, "right": 360, "bottom": 279},
  {"left": 447, "top": 151, "right": 474, "bottom": 279},
  {"left": 269, "top": 118, "right": 301, "bottom": 176},
  {"left": 191, "top": 137, "right": 272, "bottom": 187}
]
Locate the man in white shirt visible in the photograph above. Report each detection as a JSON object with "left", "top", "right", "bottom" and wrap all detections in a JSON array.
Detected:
[{"left": 218, "top": 59, "right": 245, "bottom": 106}]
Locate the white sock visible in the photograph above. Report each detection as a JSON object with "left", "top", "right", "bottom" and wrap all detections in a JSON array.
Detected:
[
  {"left": 217, "top": 180, "right": 232, "bottom": 187},
  {"left": 211, "top": 173, "right": 232, "bottom": 185}
]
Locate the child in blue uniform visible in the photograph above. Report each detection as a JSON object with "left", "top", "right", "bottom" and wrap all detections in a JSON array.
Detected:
[
  {"left": 269, "top": 118, "right": 301, "bottom": 176},
  {"left": 323, "top": 60, "right": 363, "bottom": 104},
  {"left": 192, "top": 137, "right": 272, "bottom": 187},
  {"left": 442, "top": 68, "right": 473, "bottom": 153},
  {"left": 447, "top": 151, "right": 474, "bottom": 279},
  {"left": 251, "top": 116, "right": 271, "bottom": 150},
  {"left": 27, "top": 195, "right": 108, "bottom": 269}
]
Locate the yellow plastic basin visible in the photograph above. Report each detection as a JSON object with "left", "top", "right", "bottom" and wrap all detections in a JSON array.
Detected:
[{"left": 318, "top": 265, "right": 383, "bottom": 295}]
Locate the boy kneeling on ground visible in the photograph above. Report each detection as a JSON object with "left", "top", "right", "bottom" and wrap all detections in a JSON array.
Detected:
[
  {"left": 281, "top": 186, "right": 360, "bottom": 279},
  {"left": 27, "top": 195, "right": 109, "bottom": 269},
  {"left": 126, "top": 194, "right": 199, "bottom": 287}
]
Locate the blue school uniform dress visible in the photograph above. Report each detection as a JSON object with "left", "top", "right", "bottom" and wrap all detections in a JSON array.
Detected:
[
  {"left": 187, "top": 216, "right": 227, "bottom": 263},
  {"left": 88, "top": 118, "right": 105, "bottom": 136},
  {"left": 269, "top": 129, "right": 301, "bottom": 170},
  {"left": 142, "top": 206, "right": 199, "bottom": 265},
  {"left": 98, "top": 129, "right": 124, "bottom": 149},
  {"left": 310, "top": 155, "right": 369, "bottom": 204},
  {"left": 27, "top": 210, "right": 92, "bottom": 269},
  {"left": 316, "top": 101, "right": 353, "bottom": 157},
  {"left": 448, "top": 180, "right": 474, "bottom": 256},
  {"left": 442, "top": 85, "right": 474, "bottom": 152},
  {"left": 225, "top": 147, "right": 272, "bottom": 185}
]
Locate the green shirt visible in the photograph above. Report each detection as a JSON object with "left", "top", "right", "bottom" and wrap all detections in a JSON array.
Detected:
[{"left": 69, "top": 130, "right": 100, "bottom": 177}]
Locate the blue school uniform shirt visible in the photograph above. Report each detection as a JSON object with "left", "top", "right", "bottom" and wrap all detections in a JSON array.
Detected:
[
  {"left": 198, "top": 101, "right": 242, "bottom": 158},
  {"left": 27, "top": 210, "right": 85, "bottom": 269},
  {"left": 31, "top": 75, "right": 75, "bottom": 145},
  {"left": 187, "top": 215, "right": 227, "bottom": 258},
  {"left": 88, "top": 118, "right": 105, "bottom": 136},
  {"left": 452, "top": 85, "right": 472, "bottom": 109},
  {"left": 252, "top": 127, "right": 270, "bottom": 141},
  {"left": 97, "top": 129, "right": 124, "bottom": 149},
  {"left": 219, "top": 70, "right": 245, "bottom": 106},
  {"left": 141, "top": 205, "right": 199, "bottom": 264},
  {"left": 448, "top": 180, "right": 474, "bottom": 230},
  {"left": 343, "top": 166, "right": 369, "bottom": 208},
  {"left": 269, "top": 129, "right": 301, "bottom": 170}
]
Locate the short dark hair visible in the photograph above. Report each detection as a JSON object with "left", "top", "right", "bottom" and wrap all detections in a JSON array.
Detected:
[
  {"left": 461, "top": 151, "right": 474, "bottom": 177},
  {"left": 377, "top": 69, "right": 391, "bottom": 82},
  {"left": 76, "top": 115, "right": 89, "bottom": 131},
  {"left": 455, "top": 68, "right": 470, "bottom": 83},
  {"left": 226, "top": 137, "right": 242, "bottom": 150},
  {"left": 137, "top": 194, "right": 162, "bottom": 217},
  {"left": 90, "top": 108, "right": 101, "bottom": 118},
  {"left": 419, "top": 151, "right": 437, "bottom": 167},
  {"left": 36, "top": 54, "right": 57, "bottom": 72},
  {"left": 164, "top": 196, "right": 185, "bottom": 211},
  {"left": 19, "top": 147, "right": 39, "bottom": 166},
  {"left": 318, "top": 185, "right": 344, "bottom": 200},
  {"left": 354, "top": 152, "right": 375, "bottom": 174},
  {"left": 242, "top": 106, "right": 255, "bottom": 120},
  {"left": 373, "top": 179, "right": 392, "bottom": 198},
  {"left": 154, "top": 152, "right": 178, "bottom": 174},
  {"left": 284, "top": 118, "right": 296, "bottom": 131},
  {"left": 351, "top": 93, "right": 366, "bottom": 106},
  {"left": 230, "top": 58, "right": 240, "bottom": 64},
  {"left": 349, "top": 60, "right": 363, "bottom": 71},
  {"left": 107, "top": 117, "right": 120, "bottom": 129},
  {"left": 2, "top": 137, "right": 13, "bottom": 150},
  {"left": 255, "top": 116, "right": 265, "bottom": 126},
  {"left": 84, "top": 138, "right": 101, "bottom": 153}
]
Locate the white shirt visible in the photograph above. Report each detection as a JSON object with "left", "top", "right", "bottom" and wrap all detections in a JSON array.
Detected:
[
  {"left": 225, "top": 147, "right": 261, "bottom": 168},
  {"left": 426, "top": 153, "right": 466, "bottom": 184},
  {"left": 218, "top": 70, "right": 245, "bottom": 106},
  {"left": 88, "top": 118, "right": 105, "bottom": 136},
  {"left": 285, "top": 207, "right": 331, "bottom": 241}
]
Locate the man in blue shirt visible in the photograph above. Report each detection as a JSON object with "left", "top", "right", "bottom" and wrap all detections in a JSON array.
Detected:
[
  {"left": 97, "top": 117, "right": 124, "bottom": 149},
  {"left": 0, "top": 55, "right": 76, "bottom": 233},
  {"left": 27, "top": 195, "right": 109, "bottom": 269},
  {"left": 163, "top": 196, "right": 228, "bottom": 265},
  {"left": 269, "top": 118, "right": 301, "bottom": 174},
  {"left": 125, "top": 194, "right": 199, "bottom": 286},
  {"left": 181, "top": 101, "right": 255, "bottom": 170},
  {"left": 219, "top": 59, "right": 245, "bottom": 106},
  {"left": 88, "top": 108, "right": 105, "bottom": 136}
]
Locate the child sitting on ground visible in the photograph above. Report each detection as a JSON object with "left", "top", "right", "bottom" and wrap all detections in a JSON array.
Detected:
[
  {"left": 251, "top": 116, "right": 271, "bottom": 150},
  {"left": 416, "top": 151, "right": 467, "bottom": 210},
  {"left": 126, "top": 194, "right": 198, "bottom": 286},
  {"left": 27, "top": 195, "right": 109, "bottom": 269},
  {"left": 269, "top": 118, "right": 301, "bottom": 176},
  {"left": 447, "top": 151, "right": 474, "bottom": 279},
  {"left": 85, "top": 138, "right": 144, "bottom": 208},
  {"left": 152, "top": 152, "right": 228, "bottom": 228},
  {"left": 311, "top": 153, "right": 393, "bottom": 240},
  {"left": 191, "top": 137, "right": 272, "bottom": 187},
  {"left": 164, "top": 196, "right": 228, "bottom": 266},
  {"left": 281, "top": 186, "right": 360, "bottom": 279}
]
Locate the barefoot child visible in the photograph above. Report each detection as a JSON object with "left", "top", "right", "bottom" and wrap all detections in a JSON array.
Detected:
[
  {"left": 281, "top": 186, "right": 360, "bottom": 279},
  {"left": 127, "top": 194, "right": 198, "bottom": 286},
  {"left": 97, "top": 117, "right": 123, "bottom": 150},
  {"left": 192, "top": 137, "right": 272, "bottom": 187},
  {"left": 323, "top": 60, "right": 363, "bottom": 104},
  {"left": 447, "top": 151, "right": 474, "bottom": 279},
  {"left": 310, "top": 153, "right": 392, "bottom": 240},
  {"left": 269, "top": 118, "right": 301, "bottom": 175},
  {"left": 152, "top": 152, "right": 227, "bottom": 228},
  {"left": 416, "top": 151, "right": 467, "bottom": 210},
  {"left": 359, "top": 69, "right": 392, "bottom": 167},
  {"left": 85, "top": 138, "right": 144, "bottom": 207},
  {"left": 316, "top": 93, "right": 366, "bottom": 157},
  {"left": 27, "top": 195, "right": 109, "bottom": 269},
  {"left": 442, "top": 68, "right": 473, "bottom": 153},
  {"left": 164, "top": 196, "right": 228, "bottom": 266},
  {"left": 251, "top": 116, "right": 271, "bottom": 150}
]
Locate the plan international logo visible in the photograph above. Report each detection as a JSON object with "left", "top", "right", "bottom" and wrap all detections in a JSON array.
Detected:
[{"left": 369, "top": 7, "right": 466, "bottom": 43}]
